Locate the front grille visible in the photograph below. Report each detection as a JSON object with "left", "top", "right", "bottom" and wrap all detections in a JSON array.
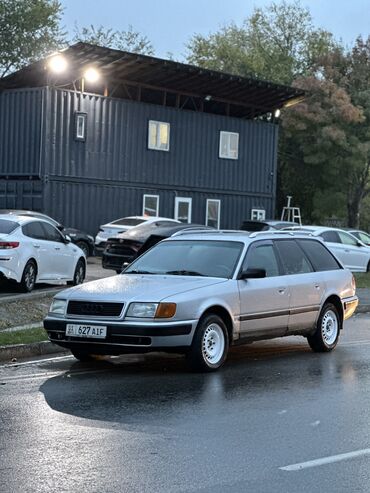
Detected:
[{"left": 67, "top": 301, "right": 124, "bottom": 317}]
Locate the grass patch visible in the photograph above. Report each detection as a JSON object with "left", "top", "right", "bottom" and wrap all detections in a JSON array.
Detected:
[
  {"left": 0, "top": 327, "right": 47, "bottom": 346},
  {"left": 354, "top": 273, "right": 370, "bottom": 289}
]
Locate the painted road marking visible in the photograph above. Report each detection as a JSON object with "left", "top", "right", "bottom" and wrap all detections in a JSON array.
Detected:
[
  {"left": 2, "top": 355, "right": 74, "bottom": 367},
  {"left": 280, "top": 448, "right": 370, "bottom": 471}
]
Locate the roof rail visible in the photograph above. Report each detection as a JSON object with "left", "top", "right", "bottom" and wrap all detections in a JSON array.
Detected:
[
  {"left": 171, "top": 229, "right": 247, "bottom": 237},
  {"left": 248, "top": 230, "right": 313, "bottom": 238}
]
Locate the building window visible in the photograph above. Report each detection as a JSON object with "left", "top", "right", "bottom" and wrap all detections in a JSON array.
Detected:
[
  {"left": 143, "top": 194, "right": 159, "bottom": 216},
  {"left": 251, "top": 209, "right": 266, "bottom": 221},
  {"left": 148, "top": 120, "right": 170, "bottom": 151},
  {"left": 75, "top": 112, "right": 87, "bottom": 141},
  {"left": 206, "top": 199, "right": 221, "bottom": 229},
  {"left": 219, "top": 131, "right": 239, "bottom": 159},
  {"left": 175, "top": 197, "right": 192, "bottom": 223}
]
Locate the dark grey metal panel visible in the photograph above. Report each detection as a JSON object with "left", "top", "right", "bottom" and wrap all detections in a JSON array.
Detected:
[
  {"left": 0, "top": 88, "right": 44, "bottom": 176},
  {"left": 43, "top": 179, "right": 274, "bottom": 235},
  {"left": 0, "top": 179, "right": 43, "bottom": 210},
  {"left": 44, "top": 88, "right": 278, "bottom": 197}
]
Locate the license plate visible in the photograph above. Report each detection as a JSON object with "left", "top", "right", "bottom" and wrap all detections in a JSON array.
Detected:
[{"left": 66, "top": 324, "right": 107, "bottom": 339}]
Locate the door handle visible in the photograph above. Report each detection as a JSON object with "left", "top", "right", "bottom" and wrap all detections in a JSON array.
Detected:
[
  {"left": 278, "top": 288, "right": 286, "bottom": 294},
  {"left": 54, "top": 247, "right": 61, "bottom": 250},
  {"left": 344, "top": 249, "right": 350, "bottom": 253},
  {"left": 33, "top": 244, "right": 40, "bottom": 249},
  {"left": 315, "top": 284, "right": 320, "bottom": 290}
]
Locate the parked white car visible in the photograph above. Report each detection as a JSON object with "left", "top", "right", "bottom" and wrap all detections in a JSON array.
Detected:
[
  {"left": 0, "top": 215, "right": 86, "bottom": 292},
  {"left": 95, "top": 216, "right": 180, "bottom": 250},
  {"left": 284, "top": 226, "right": 370, "bottom": 272}
]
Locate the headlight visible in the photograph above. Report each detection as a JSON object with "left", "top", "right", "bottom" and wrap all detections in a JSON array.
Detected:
[
  {"left": 69, "top": 233, "right": 76, "bottom": 237},
  {"left": 126, "top": 302, "right": 176, "bottom": 318},
  {"left": 49, "top": 299, "right": 67, "bottom": 315}
]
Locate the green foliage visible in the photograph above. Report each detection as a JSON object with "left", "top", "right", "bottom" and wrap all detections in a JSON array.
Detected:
[
  {"left": 187, "top": 0, "right": 336, "bottom": 84},
  {"left": 0, "top": 327, "right": 46, "bottom": 346},
  {"left": 0, "top": 0, "right": 65, "bottom": 77},
  {"left": 73, "top": 24, "right": 154, "bottom": 55}
]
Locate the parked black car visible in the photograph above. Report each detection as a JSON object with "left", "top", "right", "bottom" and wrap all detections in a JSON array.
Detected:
[
  {"left": 102, "top": 223, "right": 214, "bottom": 272},
  {"left": 240, "top": 219, "right": 298, "bottom": 231},
  {"left": 0, "top": 209, "right": 95, "bottom": 257}
]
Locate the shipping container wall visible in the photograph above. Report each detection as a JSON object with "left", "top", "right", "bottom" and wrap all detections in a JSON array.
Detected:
[
  {"left": 44, "top": 179, "right": 274, "bottom": 235},
  {"left": 44, "top": 88, "right": 278, "bottom": 196},
  {"left": 0, "top": 179, "right": 43, "bottom": 210},
  {"left": 0, "top": 89, "right": 44, "bottom": 176}
]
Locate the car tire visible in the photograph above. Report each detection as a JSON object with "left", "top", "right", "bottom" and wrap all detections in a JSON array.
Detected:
[
  {"left": 67, "top": 259, "right": 85, "bottom": 286},
  {"left": 71, "top": 350, "right": 94, "bottom": 362},
  {"left": 187, "top": 314, "right": 229, "bottom": 372},
  {"left": 307, "top": 303, "right": 341, "bottom": 352},
  {"left": 76, "top": 241, "right": 89, "bottom": 258},
  {"left": 19, "top": 260, "right": 37, "bottom": 293},
  {"left": 367, "top": 261, "right": 370, "bottom": 272}
]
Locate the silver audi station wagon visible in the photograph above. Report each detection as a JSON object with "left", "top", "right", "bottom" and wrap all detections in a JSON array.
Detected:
[{"left": 44, "top": 231, "right": 358, "bottom": 372}]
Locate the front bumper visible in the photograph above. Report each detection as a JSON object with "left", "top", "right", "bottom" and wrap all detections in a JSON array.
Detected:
[
  {"left": 343, "top": 296, "right": 359, "bottom": 320},
  {"left": 44, "top": 317, "right": 197, "bottom": 354}
]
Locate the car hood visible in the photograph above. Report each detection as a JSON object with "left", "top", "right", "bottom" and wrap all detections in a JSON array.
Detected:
[{"left": 58, "top": 274, "right": 227, "bottom": 302}]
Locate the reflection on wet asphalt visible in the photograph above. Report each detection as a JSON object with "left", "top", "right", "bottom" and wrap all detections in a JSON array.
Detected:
[{"left": 1, "top": 314, "right": 370, "bottom": 492}]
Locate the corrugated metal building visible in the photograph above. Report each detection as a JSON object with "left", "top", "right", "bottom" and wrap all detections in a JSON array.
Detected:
[{"left": 0, "top": 43, "right": 303, "bottom": 235}]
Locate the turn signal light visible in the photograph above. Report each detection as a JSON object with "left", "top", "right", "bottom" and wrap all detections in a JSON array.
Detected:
[
  {"left": 0, "top": 242, "right": 19, "bottom": 249},
  {"left": 155, "top": 303, "right": 177, "bottom": 318}
]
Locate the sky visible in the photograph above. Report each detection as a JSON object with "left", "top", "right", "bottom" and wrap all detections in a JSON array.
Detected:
[{"left": 61, "top": 0, "right": 370, "bottom": 59}]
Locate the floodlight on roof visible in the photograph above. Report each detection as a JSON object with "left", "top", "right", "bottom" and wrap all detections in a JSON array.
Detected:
[
  {"left": 84, "top": 67, "right": 100, "bottom": 83},
  {"left": 48, "top": 55, "right": 67, "bottom": 74}
]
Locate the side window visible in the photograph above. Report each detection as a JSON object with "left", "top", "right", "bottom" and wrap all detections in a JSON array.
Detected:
[
  {"left": 359, "top": 232, "right": 370, "bottom": 244},
  {"left": 22, "top": 222, "right": 46, "bottom": 240},
  {"left": 298, "top": 239, "right": 341, "bottom": 271},
  {"left": 320, "top": 230, "right": 340, "bottom": 243},
  {"left": 244, "top": 243, "right": 280, "bottom": 277},
  {"left": 338, "top": 231, "right": 358, "bottom": 246},
  {"left": 274, "top": 240, "right": 313, "bottom": 275},
  {"left": 148, "top": 121, "right": 170, "bottom": 151},
  {"left": 219, "top": 131, "right": 239, "bottom": 160},
  {"left": 41, "top": 222, "right": 64, "bottom": 243},
  {"left": 143, "top": 194, "right": 159, "bottom": 216}
]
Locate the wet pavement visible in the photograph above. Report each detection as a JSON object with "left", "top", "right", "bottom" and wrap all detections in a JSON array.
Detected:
[{"left": 1, "top": 313, "right": 370, "bottom": 492}]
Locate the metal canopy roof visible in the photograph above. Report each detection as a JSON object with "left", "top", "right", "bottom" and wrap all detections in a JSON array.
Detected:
[{"left": 0, "top": 42, "right": 304, "bottom": 117}]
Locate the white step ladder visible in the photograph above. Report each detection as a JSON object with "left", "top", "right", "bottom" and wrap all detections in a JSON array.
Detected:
[{"left": 280, "top": 196, "right": 302, "bottom": 225}]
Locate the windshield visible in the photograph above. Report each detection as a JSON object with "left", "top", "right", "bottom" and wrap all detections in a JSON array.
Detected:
[
  {"left": 124, "top": 240, "right": 244, "bottom": 278},
  {"left": 0, "top": 219, "right": 19, "bottom": 234},
  {"left": 110, "top": 218, "right": 146, "bottom": 226}
]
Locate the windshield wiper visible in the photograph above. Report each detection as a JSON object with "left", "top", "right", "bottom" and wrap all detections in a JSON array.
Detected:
[
  {"left": 165, "top": 270, "right": 205, "bottom": 276},
  {"left": 124, "top": 269, "right": 159, "bottom": 275}
]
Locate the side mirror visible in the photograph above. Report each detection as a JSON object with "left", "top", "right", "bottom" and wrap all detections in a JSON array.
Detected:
[
  {"left": 239, "top": 268, "right": 266, "bottom": 280},
  {"left": 64, "top": 234, "right": 72, "bottom": 243},
  {"left": 356, "top": 241, "right": 364, "bottom": 247},
  {"left": 57, "top": 224, "right": 64, "bottom": 231}
]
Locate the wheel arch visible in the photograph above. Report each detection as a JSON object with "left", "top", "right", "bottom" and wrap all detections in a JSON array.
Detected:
[
  {"left": 199, "top": 305, "right": 234, "bottom": 344},
  {"left": 322, "top": 295, "right": 343, "bottom": 327}
]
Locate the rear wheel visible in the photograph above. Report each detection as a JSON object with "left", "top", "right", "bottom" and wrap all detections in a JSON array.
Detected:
[
  {"left": 187, "top": 314, "right": 229, "bottom": 372},
  {"left": 71, "top": 350, "right": 94, "bottom": 362},
  {"left": 76, "top": 241, "right": 90, "bottom": 258},
  {"left": 67, "top": 259, "right": 85, "bottom": 286},
  {"left": 19, "top": 260, "right": 37, "bottom": 293},
  {"left": 307, "top": 303, "right": 341, "bottom": 352}
]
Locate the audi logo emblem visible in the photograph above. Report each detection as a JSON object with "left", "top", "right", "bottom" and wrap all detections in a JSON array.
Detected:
[{"left": 81, "top": 303, "right": 103, "bottom": 313}]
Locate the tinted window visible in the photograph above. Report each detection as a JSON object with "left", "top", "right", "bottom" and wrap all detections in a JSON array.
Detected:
[
  {"left": 111, "top": 218, "right": 146, "bottom": 226},
  {"left": 244, "top": 243, "right": 280, "bottom": 277},
  {"left": 320, "top": 231, "right": 340, "bottom": 243},
  {"left": 298, "top": 239, "right": 341, "bottom": 271},
  {"left": 41, "top": 223, "right": 64, "bottom": 242},
  {"left": 274, "top": 240, "right": 313, "bottom": 275},
  {"left": 125, "top": 240, "right": 243, "bottom": 278},
  {"left": 338, "top": 231, "right": 358, "bottom": 246},
  {"left": 0, "top": 219, "right": 19, "bottom": 234},
  {"left": 22, "top": 222, "right": 46, "bottom": 240}
]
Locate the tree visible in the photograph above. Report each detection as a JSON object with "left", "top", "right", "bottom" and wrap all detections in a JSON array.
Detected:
[
  {"left": 0, "top": 0, "right": 65, "bottom": 77},
  {"left": 186, "top": 0, "right": 335, "bottom": 84},
  {"left": 73, "top": 24, "right": 154, "bottom": 55}
]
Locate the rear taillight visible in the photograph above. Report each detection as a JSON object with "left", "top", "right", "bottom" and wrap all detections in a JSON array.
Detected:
[{"left": 0, "top": 242, "right": 19, "bottom": 249}]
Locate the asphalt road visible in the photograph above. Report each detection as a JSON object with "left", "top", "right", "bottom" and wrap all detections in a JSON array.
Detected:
[
  {"left": 2, "top": 314, "right": 370, "bottom": 492},
  {"left": 0, "top": 257, "right": 113, "bottom": 299}
]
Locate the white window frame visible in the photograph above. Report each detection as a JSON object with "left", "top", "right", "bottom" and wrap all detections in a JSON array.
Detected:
[
  {"left": 142, "top": 194, "right": 159, "bottom": 217},
  {"left": 251, "top": 208, "right": 266, "bottom": 221},
  {"left": 219, "top": 131, "right": 239, "bottom": 160},
  {"left": 75, "top": 112, "right": 87, "bottom": 141},
  {"left": 148, "top": 120, "right": 170, "bottom": 151},
  {"left": 206, "top": 199, "right": 221, "bottom": 229},
  {"left": 174, "top": 197, "right": 192, "bottom": 224}
]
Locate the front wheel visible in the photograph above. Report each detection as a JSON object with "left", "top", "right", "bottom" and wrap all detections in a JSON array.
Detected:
[
  {"left": 187, "top": 314, "right": 229, "bottom": 372},
  {"left": 307, "top": 303, "right": 341, "bottom": 352},
  {"left": 67, "top": 259, "right": 85, "bottom": 286}
]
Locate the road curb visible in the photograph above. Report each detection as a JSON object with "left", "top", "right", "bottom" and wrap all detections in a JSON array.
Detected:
[
  {"left": 356, "top": 304, "right": 370, "bottom": 314},
  {"left": 0, "top": 341, "right": 68, "bottom": 363}
]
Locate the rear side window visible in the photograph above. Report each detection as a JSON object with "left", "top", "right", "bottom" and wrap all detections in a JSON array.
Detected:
[
  {"left": 22, "top": 222, "right": 46, "bottom": 240},
  {"left": 0, "top": 219, "right": 19, "bottom": 234},
  {"left": 298, "top": 239, "right": 341, "bottom": 271},
  {"left": 274, "top": 240, "right": 313, "bottom": 275},
  {"left": 320, "top": 230, "right": 340, "bottom": 243}
]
